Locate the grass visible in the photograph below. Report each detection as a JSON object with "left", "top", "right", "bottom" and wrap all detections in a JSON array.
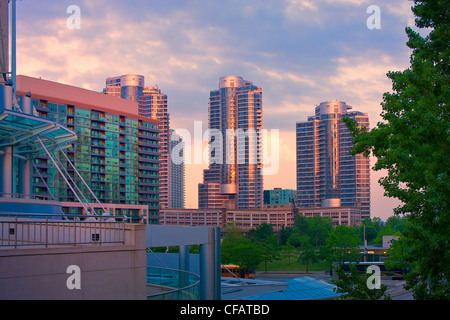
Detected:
[{"left": 256, "top": 256, "right": 331, "bottom": 272}]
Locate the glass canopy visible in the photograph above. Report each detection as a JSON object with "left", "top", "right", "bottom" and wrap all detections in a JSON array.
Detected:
[{"left": 0, "top": 109, "right": 77, "bottom": 156}]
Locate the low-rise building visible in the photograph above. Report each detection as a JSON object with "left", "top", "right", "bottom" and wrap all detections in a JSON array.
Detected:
[{"left": 160, "top": 205, "right": 361, "bottom": 232}]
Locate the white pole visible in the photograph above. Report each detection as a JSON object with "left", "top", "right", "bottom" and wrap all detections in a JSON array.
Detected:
[
  {"left": 11, "top": 0, "right": 16, "bottom": 94},
  {"left": 36, "top": 136, "right": 89, "bottom": 214},
  {"left": 57, "top": 145, "right": 108, "bottom": 214}
]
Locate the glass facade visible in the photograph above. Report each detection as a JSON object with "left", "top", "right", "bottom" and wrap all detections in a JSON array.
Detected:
[
  {"left": 169, "top": 130, "right": 185, "bottom": 208},
  {"left": 139, "top": 86, "right": 171, "bottom": 208},
  {"left": 104, "top": 75, "right": 180, "bottom": 209},
  {"left": 296, "top": 101, "right": 370, "bottom": 219},
  {"left": 31, "top": 97, "right": 161, "bottom": 223},
  {"left": 199, "top": 76, "right": 263, "bottom": 209},
  {"left": 264, "top": 188, "right": 295, "bottom": 205}
]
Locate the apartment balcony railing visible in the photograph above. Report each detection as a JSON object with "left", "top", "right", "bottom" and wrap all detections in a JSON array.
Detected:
[
  {"left": 146, "top": 266, "right": 200, "bottom": 300},
  {"left": 0, "top": 213, "right": 130, "bottom": 248}
]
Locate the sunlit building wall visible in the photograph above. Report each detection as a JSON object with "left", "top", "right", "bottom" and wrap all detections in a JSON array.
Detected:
[
  {"left": 160, "top": 206, "right": 361, "bottom": 231},
  {"left": 169, "top": 130, "right": 185, "bottom": 208},
  {"left": 104, "top": 74, "right": 145, "bottom": 102},
  {"left": 296, "top": 101, "right": 370, "bottom": 219},
  {"left": 17, "top": 75, "right": 161, "bottom": 223},
  {"left": 104, "top": 75, "right": 174, "bottom": 209},
  {"left": 199, "top": 76, "right": 263, "bottom": 209}
]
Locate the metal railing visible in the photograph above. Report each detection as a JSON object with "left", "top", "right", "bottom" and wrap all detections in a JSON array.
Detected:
[
  {"left": 146, "top": 266, "right": 200, "bottom": 300},
  {"left": 0, "top": 213, "right": 130, "bottom": 248},
  {"left": 0, "top": 193, "right": 56, "bottom": 200}
]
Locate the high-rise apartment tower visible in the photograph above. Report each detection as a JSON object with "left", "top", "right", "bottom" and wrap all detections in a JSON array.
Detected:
[
  {"left": 169, "top": 129, "right": 185, "bottom": 208},
  {"left": 296, "top": 101, "right": 370, "bottom": 219},
  {"left": 199, "top": 76, "right": 263, "bottom": 209},
  {"left": 104, "top": 74, "right": 180, "bottom": 209}
]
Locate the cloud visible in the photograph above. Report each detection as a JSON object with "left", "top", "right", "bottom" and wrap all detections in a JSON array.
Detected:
[
  {"left": 326, "top": 50, "right": 409, "bottom": 125},
  {"left": 13, "top": 0, "right": 418, "bottom": 220},
  {"left": 386, "top": 1, "right": 415, "bottom": 28},
  {"left": 326, "top": 0, "right": 370, "bottom": 5},
  {"left": 283, "top": 0, "right": 319, "bottom": 23}
]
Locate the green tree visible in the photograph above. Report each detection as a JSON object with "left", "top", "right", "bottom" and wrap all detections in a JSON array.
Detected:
[
  {"left": 223, "top": 221, "right": 245, "bottom": 239},
  {"left": 287, "top": 231, "right": 306, "bottom": 248},
  {"left": 247, "top": 223, "right": 272, "bottom": 241},
  {"left": 373, "top": 225, "right": 402, "bottom": 246},
  {"left": 281, "top": 243, "right": 297, "bottom": 265},
  {"left": 221, "top": 234, "right": 262, "bottom": 275},
  {"left": 296, "top": 237, "right": 317, "bottom": 273},
  {"left": 293, "top": 214, "right": 309, "bottom": 236},
  {"left": 332, "top": 265, "right": 391, "bottom": 300},
  {"left": 258, "top": 234, "right": 280, "bottom": 272},
  {"left": 359, "top": 218, "right": 382, "bottom": 245},
  {"left": 343, "top": 0, "right": 449, "bottom": 299},
  {"left": 307, "top": 215, "right": 333, "bottom": 248},
  {"left": 372, "top": 215, "right": 407, "bottom": 246},
  {"left": 247, "top": 223, "right": 280, "bottom": 272},
  {"left": 327, "top": 225, "right": 360, "bottom": 264},
  {"left": 385, "top": 215, "right": 407, "bottom": 234},
  {"left": 278, "top": 225, "right": 292, "bottom": 247}
]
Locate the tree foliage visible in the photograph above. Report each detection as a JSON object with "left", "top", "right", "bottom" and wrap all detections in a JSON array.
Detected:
[
  {"left": 332, "top": 265, "right": 391, "bottom": 300},
  {"left": 248, "top": 223, "right": 280, "bottom": 272},
  {"left": 221, "top": 231, "right": 263, "bottom": 274},
  {"left": 343, "top": 0, "right": 449, "bottom": 299},
  {"left": 326, "top": 225, "right": 360, "bottom": 264}
]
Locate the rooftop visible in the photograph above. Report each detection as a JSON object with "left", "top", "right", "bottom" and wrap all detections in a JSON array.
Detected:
[
  {"left": 246, "top": 276, "right": 341, "bottom": 300},
  {"left": 16, "top": 75, "right": 160, "bottom": 125}
]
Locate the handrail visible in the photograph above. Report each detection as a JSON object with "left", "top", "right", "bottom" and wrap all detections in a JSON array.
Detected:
[
  {"left": 0, "top": 213, "right": 129, "bottom": 248},
  {"left": 146, "top": 266, "right": 200, "bottom": 300},
  {"left": 0, "top": 212, "right": 129, "bottom": 221}
]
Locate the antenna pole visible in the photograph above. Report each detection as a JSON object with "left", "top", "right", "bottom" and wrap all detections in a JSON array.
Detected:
[{"left": 11, "top": 0, "right": 16, "bottom": 93}]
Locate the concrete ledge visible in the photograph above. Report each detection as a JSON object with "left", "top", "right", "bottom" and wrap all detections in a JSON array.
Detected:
[
  {"left": 146, "top": 224, "right": 211, "bottom": 247},
  {"left": 0, "top": 223, "right": 147, "bottom": 300}
]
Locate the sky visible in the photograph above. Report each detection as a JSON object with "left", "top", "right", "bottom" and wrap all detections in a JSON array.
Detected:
[{"left": 13, "top": 0, "right": 421, "bottom": 221}]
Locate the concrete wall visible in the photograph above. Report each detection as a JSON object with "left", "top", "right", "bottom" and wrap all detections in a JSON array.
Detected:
[{"left": 0, "top": 224, "right": 147, "bottom": 300}]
